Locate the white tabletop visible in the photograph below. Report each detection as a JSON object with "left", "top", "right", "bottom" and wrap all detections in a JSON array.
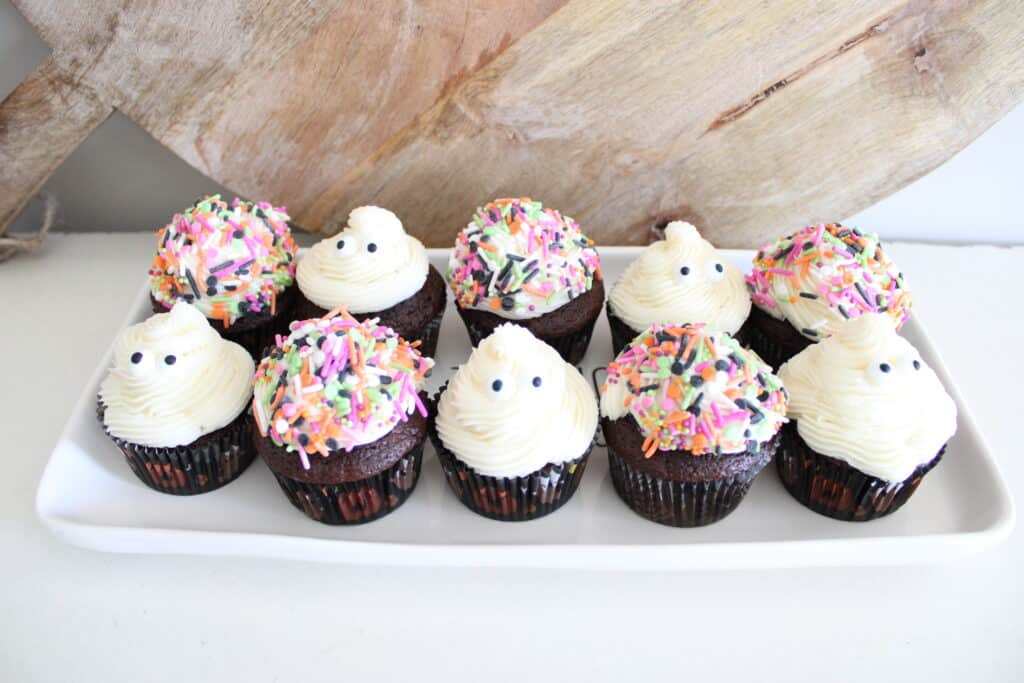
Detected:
[{"left": 1, "top": 234, "right": 1020, "bottom": 681}]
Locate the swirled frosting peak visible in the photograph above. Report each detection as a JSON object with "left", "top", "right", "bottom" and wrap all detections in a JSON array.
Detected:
[
  {"left": 447, "top": 198, "right": 601, "bottom": 319},
  {"left": 609, "top": 221, "right": 750, "bottom": 333},
  {"left": 746, "top": 223, "right": 911, "bottom": 340},
  {"left": 149, "top": 195, "right": 298, "bottom": 326},
  {"left": 297, "top": 206, "right": 429, "bottom": 312},
  {"left": 778, "top": 313, "right": 956, "bottom": 482},
  {"left": 99, "top": 302, "right": 255, "bottom": 447},
  {"left": 252, "top": 310, "right": 434, "bottom": 470},
  {"left": 436, "top": 323, "right": 598, "bottom": 477},
  {"left": 601, "top": 324, "right": 788, "bottom": 456}
]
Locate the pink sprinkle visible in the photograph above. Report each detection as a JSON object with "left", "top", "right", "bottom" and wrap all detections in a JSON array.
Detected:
[{"left": 282, "top": 403, "right": 297, "bottom": 418}]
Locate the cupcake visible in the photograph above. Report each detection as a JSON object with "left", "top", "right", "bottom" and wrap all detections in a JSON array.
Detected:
[
  {"left": 149, "top": 194, "right": 299, "bottom": 358},
  {"left": 431, "top": 324, "right": 598, "bottom": 521},
  {"left": 252, "top": 309, "right": 434, "bottom": 525},
  {"left": 607, "top": 221, "right": 750, "bottom": 355},
  {"left": 600, "top": 324, "right": 788, "bottom": 527},
  {"left": 295, "top": 206, "right": 446, "bottom": 356},
  {"left": 447, "top": 198, "right": 603, "bottom": 365},
  {"left": 98, "top": 303, "right": 256, "bottom": 494},
  {"left": 745, "top": 223, "right": 911, "bottom": 367},
  {"left": 776, "top": 313, "right": 956, "bottom": 521}
]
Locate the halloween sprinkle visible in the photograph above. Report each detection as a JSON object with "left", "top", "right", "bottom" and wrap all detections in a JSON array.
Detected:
[
  {"left": 252, "top": 309, "right": 433, "bottom": 469},
  {"left": 447, "top": 198, "right": 601, "bottom": 318},
  {"left": 603, "top": 324, "right": 788, "bottom": 457},
  {"left": 746, "top": 223, "right": 910, "bottom": 337},
  {"left": 149, "top": 195, "right": 297, "bottom": 326}
]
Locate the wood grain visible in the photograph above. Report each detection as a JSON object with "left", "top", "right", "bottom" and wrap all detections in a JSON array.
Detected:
[{"left": 3, "top": 0, "right": 1023, "bottom": 246}]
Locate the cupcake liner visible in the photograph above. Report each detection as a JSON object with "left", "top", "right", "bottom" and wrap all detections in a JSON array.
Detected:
[
  {"left": 741, "top": 306, "right": 812, "bottom": 368},
  {"left": 776, "top": 423, "right": 944, "bottom": 521},
  {"left": 269, "top": 446, "right": 424, "bottom": 525},
  {"left": 98, "top": 403, "right": 255, "bottom": 495},
  {"left": 605, "top": 304, "right": 640, "bottom": 357},
  {"left": 606, "top": 437, "right": 776, "bottom": 527},
  {"left": 415, "top": 309, "right": 444, "bottom": 358},
  {"left": 457, "top": 307, "right": 598, "bottom": 366}
]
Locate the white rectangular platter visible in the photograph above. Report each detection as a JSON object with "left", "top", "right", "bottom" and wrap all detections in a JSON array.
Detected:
[{"left": 36, "top": 248, "right": 1014, "bottom": 570}]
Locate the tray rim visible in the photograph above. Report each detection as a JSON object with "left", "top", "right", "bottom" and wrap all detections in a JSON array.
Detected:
[{"left": 36, "top": 247, "right": 1015, "bottom": 570}]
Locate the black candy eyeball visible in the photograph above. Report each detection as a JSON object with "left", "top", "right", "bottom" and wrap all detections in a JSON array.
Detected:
[
  {"left": 532, "top": 376, "right": 542, "bottom": 388},
  {"left": 336, "top": 239, "right": 345, "bottom": 250},
  {"left": 491, "top": 379, "right": 503, "bottom": 392},
  {"left": 130, "top": 351, "right": 143, "bottom": 364},
  {"left": 367, "top": 242, "right": 378, "bottom": 253},
  {"left": 913, "top": 360, "right": 921, "bottom": 370},
  {"left": 879, "top": 362, "right": 891, "bottom": 373},
  {"left": 715, "top": 263, "right": 724, "bottom": 273},
  {"left": 680, "top": 266, "right": 691, "bottom": 276},
  {"left": 164, "top": 354, "right": 177, "bottom": 366}
]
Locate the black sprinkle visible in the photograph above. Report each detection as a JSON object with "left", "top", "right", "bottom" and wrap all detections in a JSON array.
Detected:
[
  {"left": 501, "top": 297, "right": 515, "bottom": 311},
  {"left": 325, "top": 438, "right": 339, "bottom": 450},
  {"left": 233, "top": 230, "right": 245, "bottom": 239},
  {"left": 801, "top": 328, "right": 818, "bottom": 337},
  {"left": 210, "top": 260, "right": 234, "bottom": 273},
  {"left": 206, "top": 286, "right": 217, "bottom": 296},
  {"left": 185, "top": 269, "right": 201, "bottom": 299},
  {"left": 205, "top": 275, "right": 217, "bottom": 286},
  {"left": 714, "top": 359, "right": 730, "bottom": 371},
  {"left": 798, "top": 292, "right": 819, "bottom": 299},
  {"left": 670, "top": 361, "right": 684, "bottom": 375},
  {"left": 689, "top": 375, "right": 704, "bottom": 387},
  {"left": 854, "top": 281, "right": 873, "bottom": 306},
  {"left": 379, "top": 375, "right": 393, "bottom": 385},
  {"left": 506, "top": 253, "right": 525, "bottom": 262},
  {"left": 298, "top": 433, "right": 310, "bottom": 446}
]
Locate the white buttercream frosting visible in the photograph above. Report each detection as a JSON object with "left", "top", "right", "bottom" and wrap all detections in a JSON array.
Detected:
[
  {"left": 436, "top": 324, "right": 598, "bottom": 477},
  {"left": 778, "top": 313, "right": 957, "bottom": 482},
  {"left": 297, "top": 206, "right": 429, "bottom": 313},
  {"left": 609, "top": 221, "right": 750, "bottom": 333},
  {"left": 99, "top": 303, "right": 255, "bottom": 448}
]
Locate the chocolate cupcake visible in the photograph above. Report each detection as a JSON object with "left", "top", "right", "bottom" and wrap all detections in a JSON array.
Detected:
[
  {"left": 447, "top": 198, "right": 603, "bottom": 365},
  {"left": 149, "top": 195, "right": 299, "bottom": 358},
  {"left": 252, "top": 310, "right": 434, "bottom": 525},
  {"left": 600, "top": 324, "right": 788, "bottom": 527},
  {"left": 776, "top": 313, "right": 956, "bottom": 521},
  {"left": 98, "top": 303, "right": 256, "bottom": 494},
  {"left": 607, "top": 221, "right": 750, "bottom": 355},
  {"left": 431, "top": 324, "right": 597, "bottom": 521},
  {"left": 295, "top": 206, "right": 446, "bottom": 356},
  {"left": 744, "top": 223, "right": 911, "bottom": 367}
]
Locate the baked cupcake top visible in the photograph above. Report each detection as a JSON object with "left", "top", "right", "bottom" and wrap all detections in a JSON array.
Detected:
[
  {"left": 99, "top": 303, "right": 254, "bottom": 448},
  {"left": 447, "top": 198, "right": 601, "bottom": 319},
  {"left": 600, "top": 324, "right": 788, "bottom": 456},
  {"left": 297, "top": 206, "right": 429, "bottom": 313},
  {"left": 149, "top": 195, "right": 298, "bottom": 326},
  {"left": 746, "top": 223, "right": 911, "bottom": 341},
  {"left": 778, "top": 313, "right": 956, "bottom": 482},
  {"left": 252, "top": 310, "right": 433, "bottom": 470},
  {"left": 609, "top": 221, "right": 750, "bottom": 333},
  {"left": 436, "top": 324, "right": 598, "bottom": 477}
]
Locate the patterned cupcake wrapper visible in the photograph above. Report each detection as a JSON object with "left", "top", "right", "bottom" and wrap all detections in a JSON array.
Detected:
[
  {"left": 270, "top": 445, "right": 424, "bottom": 525},
  {"left": 776, "top": 425, "right": 944, "bottom": 521},
  {"left": 605, "top": 304, "right": 640, "bottom": 358},
  {"left": 458, "top": 310, "right": 597, "bottom": 366},
  {"left": 606, "top": 440, "right": 774, "bottom": 527},
  {"left": 740, "top": 308, "right": 811, "bottom": 369},
  {"left": 414, "top": 309, "right": 445, "bottom": 359},
  {"left": 98, "top": 404, "right": 255, "bottom": 495}
]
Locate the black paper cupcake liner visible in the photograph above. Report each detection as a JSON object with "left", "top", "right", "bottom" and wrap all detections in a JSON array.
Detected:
[
  {"left": 741, "top": 306, "right": 812, "bottom": 369},
  {"left": 98, "top": 403, "right": 255, "bottom": 495},
  {"left": 776, "top": 423, "right": 944, "bottom": 521},
  {"left": 270, "top": 445, "right": 424, "bottom": 525},
  {"left": 458, "top": 309, "right": 597, "bottom": 366},
  {"left": 605, "top": 304, "right": 640, "bottom": 357},
  {"left": 415, "top": 309, "right": 444, "bottom": 359},
  {"left": 606, "top": 437, "right": 776, "bottom": 527}
]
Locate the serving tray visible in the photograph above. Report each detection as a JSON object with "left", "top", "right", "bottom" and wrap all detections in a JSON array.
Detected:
[{"left": 36, "top": 248, "right": 1013, "bottom": 570}]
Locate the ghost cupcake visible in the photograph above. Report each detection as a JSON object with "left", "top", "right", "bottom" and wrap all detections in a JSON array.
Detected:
[
  {"left": 295, "top": 206, "right": 446, "bottom": 356},
  {"left": 149, "top": 195, "right": 298, "bottom": 358},
  {"left": 431, "top": 324, "right": 598, "bottom": 521},
  {"left": 600, "top": 324, "right": 788, "bottom": 526},
  {"left": 447, "top": 198, "right": 603, "bottom": 365},
  {"left": 98, "top": 303, "right": 256, "bottom": 494},
  {"left": 745, "top": 223, "right": 911, "bottom": 367},
  {"left": 607, "top": 221, "right": 750, "bottom": 355},
  {"left": 252, "top": 310, "right": 434, "bottom": 525},
  {"left": 776, "top": 313, "right": 956, "bottom": 521}
]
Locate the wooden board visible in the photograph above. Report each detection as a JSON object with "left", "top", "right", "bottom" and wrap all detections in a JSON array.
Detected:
[{"left": 2, "top": 0, "right": 1023, "bottom": 246}]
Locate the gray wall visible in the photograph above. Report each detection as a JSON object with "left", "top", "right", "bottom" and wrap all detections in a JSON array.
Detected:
[{"left": 3, "top": 0, "right": 1022, "bottom": 243}]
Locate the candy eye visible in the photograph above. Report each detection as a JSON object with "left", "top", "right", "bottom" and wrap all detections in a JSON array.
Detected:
[
  {"left": 680, "top": 265, "right": 691, "bottom": 276},
  {"left": 706, "top": 261, "right": 726, "bottom": 282},
  {"left": 130, "top": 351, "right": 143, "bottom": 364},
  {"left": 164, "top": 354, "right": 177, "bottom": 366},
  {"left": 532, "top": 376, "right": 542, "bottom": 388},
  {"left": 879, "top": 363, "right": 891, "bottom": 373},
  {"left": 367, "top": 242, "right": 378, "bottom": 253},
  {"left": 491, "top": 379, "right": 503, "bottom": 392},
  {"left": 677, "top": 262, "right": 697, "bottom": 284},
  {"left": 913, "top": 360, "right": 921, "bottom": 370},
  {"left": 335, "top": 234, "right": 359, "bottom": 255},
  {"left": 335, "top": 239, "right": 345, "bottom": 250}
]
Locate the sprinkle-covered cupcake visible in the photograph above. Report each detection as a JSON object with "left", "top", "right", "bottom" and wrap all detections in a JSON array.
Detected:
[
  {"left": 149, "top": 195, "right": 299, "bottom": 358},
  {"left": 98, "top": 303, "right": 256, "bottom": 494},
  {"left": 607, "top": 221, "right": 750, "bottom": 355},
  {"left": 745, "top": 223, "right": 911, "bottom": 367},
  {"left": 776, "top": 313, "right": 956, "bottom": 521},
  {"left": 252, "top": 310, "right": 434, "bottom": 525},
  {"left": 431, "top": 324, "right": 598, "bottom": 521},
  {"left": 600, "top": 324, "right": 788, "bottom": 526},
  {"left": 447, "top": 198, "right": 603, "bottom": 365},
  {"left": 295, "top": 206, "right": 446, "bottom": 356}
]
